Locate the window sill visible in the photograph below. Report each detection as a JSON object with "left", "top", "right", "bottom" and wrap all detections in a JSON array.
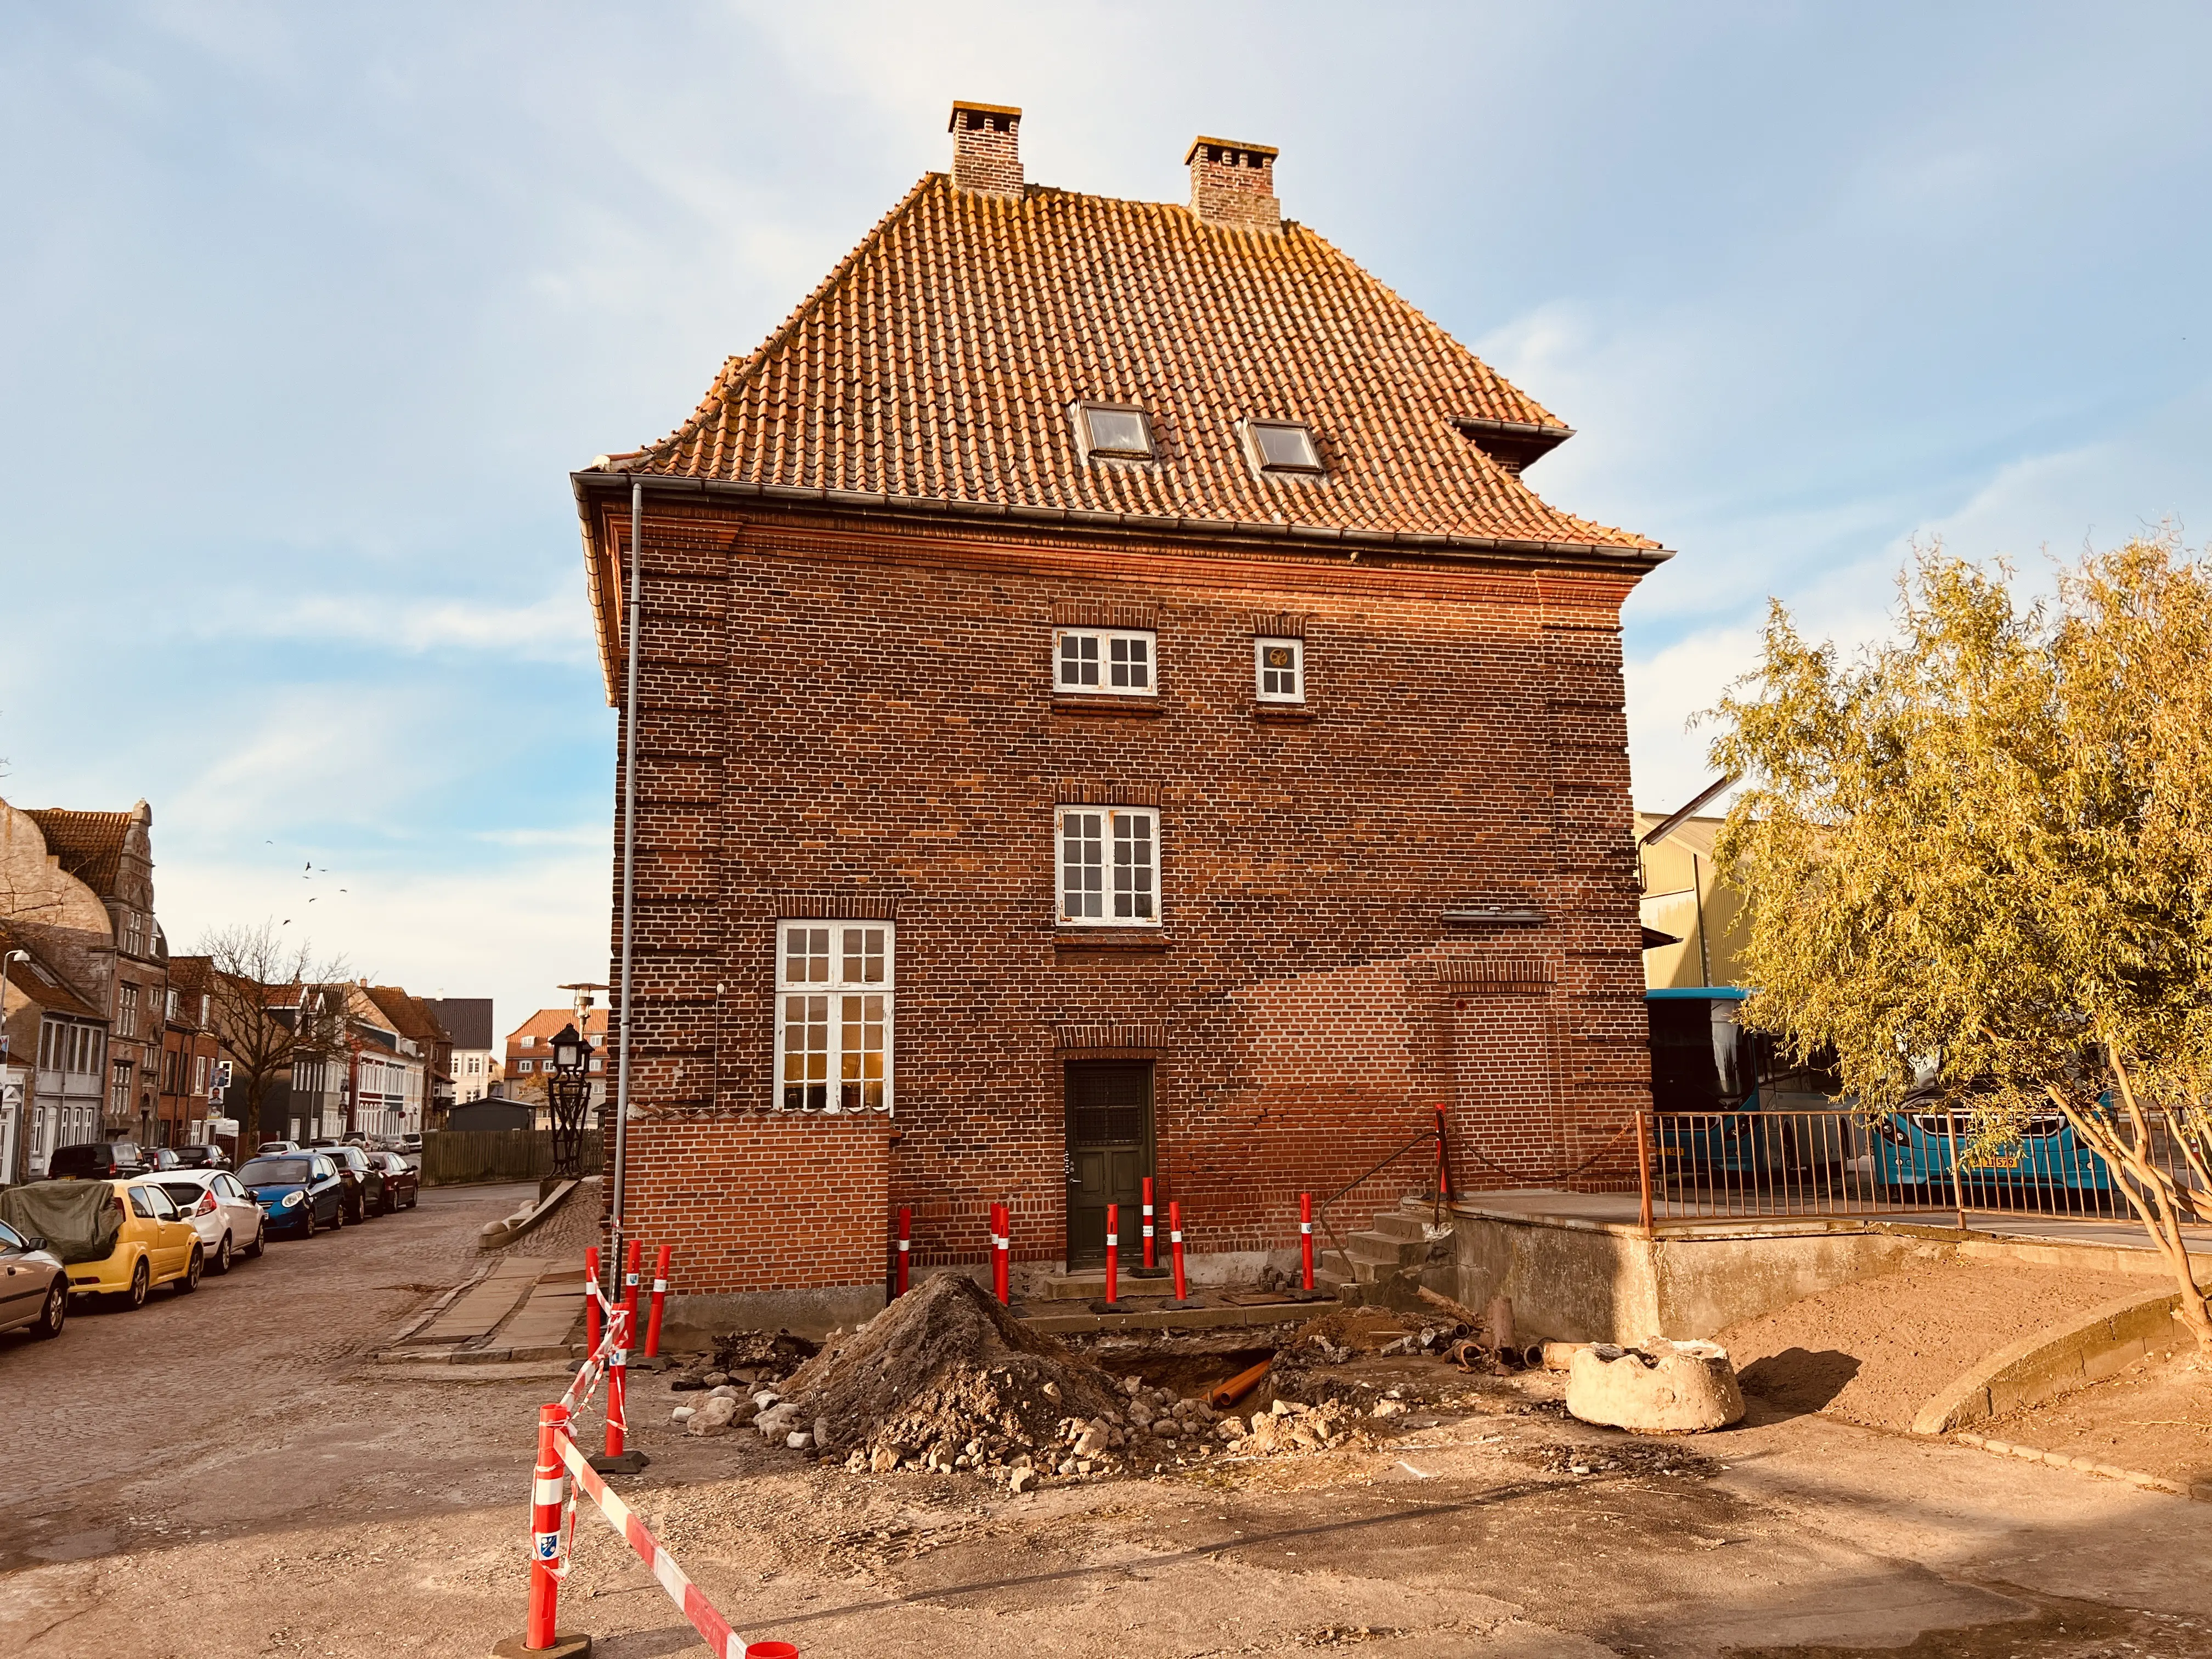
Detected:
[
  {"left": 1054, "top": 930, "right": 1171, "bottom": 955},
  {"left": 1053, "top": 693, "right": 1165, "bottom": 718},
  {"left": 1251, "top": 702, "right": 1317, "bottom": 723}
]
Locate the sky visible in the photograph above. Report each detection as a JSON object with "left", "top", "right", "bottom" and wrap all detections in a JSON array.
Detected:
[{"left": 3, "top": 2, "right": 2209, "bottom": 1031}]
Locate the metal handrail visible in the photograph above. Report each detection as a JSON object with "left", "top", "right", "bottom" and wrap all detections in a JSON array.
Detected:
[{"left": 1313, "top": 1123, "right": 1442, "bottom": 1266}]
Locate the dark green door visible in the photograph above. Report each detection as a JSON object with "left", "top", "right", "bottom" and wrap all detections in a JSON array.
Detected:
[{"left": 1065, "top": 1060, "right": 1152, "bottom": 1269}]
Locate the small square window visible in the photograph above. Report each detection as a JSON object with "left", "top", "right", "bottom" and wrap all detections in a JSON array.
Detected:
[
  {"left": 1076, "top": 403, "right": 1154, "bottom": 461},
  {"left": 1245, "top": 420, "right": 1323, "bottom": 473},
  {"left": 1255, "top": 636, "right": 1304, "bottom": 703},
  {"left": 1054, "top": 628, "right": 1156, "bottom": 696}
]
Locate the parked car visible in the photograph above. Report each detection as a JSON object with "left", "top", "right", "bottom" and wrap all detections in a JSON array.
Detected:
[
  {"left": 64, "top": 1181, "right": 202, "bottom": 1307},
  {"left": 145, "top": 1148, "right": 183, "bottom": 1171},
  {"left": 319, "top": 1144, "right": 385, "bottom": 1221},
  {"left": 238, "top": 1154, "right": 346, "bottom": 1237},
  {"left": 153, "top": 1171, "right": 267, "bottom": 1273},
  {"left": 399, "top": 1132, "right": 422, "bottom": 1153},
  {"left": 257, "top": 1141, "right": 302, "bottom": 1156},
  {"left": 365, "top": 1150, "right": 420, "bottom": 1213},
  {"left": 170, "top": 1144, "right": 232, "bottom": 1170},
  {"left": 47, "top": 1141, "right": 151, "bottom": 1180},
  {"left": 0, "top": 1217, "right": 69, "bottom": 1340}
]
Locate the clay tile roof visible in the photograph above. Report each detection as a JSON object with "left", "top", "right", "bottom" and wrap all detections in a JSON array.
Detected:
[
  {"left": 0, "top": 922, "right": 103, "bottom": 1021},
  {"left": 24, "top": 809, "right": 132, "bottom": 898},
  {"left": 363, "top": 985, "right": 449, "bottom": 1047},
  {"left": 506, "top": 1006, "right": 610, "bottom": 1049},
  {"left": 606, "top": 172, "right": 1658, "bottom": 556}
]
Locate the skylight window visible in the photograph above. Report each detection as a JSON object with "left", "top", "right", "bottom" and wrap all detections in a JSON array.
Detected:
[
  {"left": 1245, "top": 420, "right": 1323, "bottom": 473},
  {"left": 1075, "top": 403, "right": 1154, "bottom": 461}
]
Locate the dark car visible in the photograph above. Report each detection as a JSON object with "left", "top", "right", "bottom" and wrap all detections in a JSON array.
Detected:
[
  {"left": 145, "top": 1148, "right": 183, "bottom": 1171},
  {"left": 170, "top": 1144, "right": 232, "bottom": 1170},
  {"left": 0, "top": 1217, "right": 69, "bottom": 1340},
  {"left": 47, "top": 1142, "right": 150, "bottom": 1180},
  {"left": 238, "top": 1154, "right": 346, "bottom": 1237},
  {"left": 365, "top": 1151, "right": 419, "bottom": 1214},
  {"left": 319, "top": 1145, "right": 383, "bottom": 1222}
]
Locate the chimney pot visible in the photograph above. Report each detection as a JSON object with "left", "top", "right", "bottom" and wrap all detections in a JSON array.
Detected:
[
  {"left": 949, "top": 100, "right": 1023, "bottom": 199},
  {"left": 1185, "top": 136, "right": 1281, "bottom": 232}
]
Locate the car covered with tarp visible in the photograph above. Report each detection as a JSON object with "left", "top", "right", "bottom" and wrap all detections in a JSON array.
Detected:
[{"left": 0, "top": 1180, "right": 121, "bottom": 1265}]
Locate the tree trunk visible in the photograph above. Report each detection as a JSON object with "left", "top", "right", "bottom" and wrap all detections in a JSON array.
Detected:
[{"left": 2051, "top": 1057, "right": 2212, "bottom": 1358}]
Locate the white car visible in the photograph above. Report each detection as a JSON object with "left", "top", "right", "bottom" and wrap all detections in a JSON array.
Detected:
[{"left": 153, "top": 1171, "right": 267, "bottom": 1275}]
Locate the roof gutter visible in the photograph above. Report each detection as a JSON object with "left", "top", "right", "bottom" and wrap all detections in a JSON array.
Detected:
[{"left": 571, "top": 470, "right": 1672, "bottom": 569}]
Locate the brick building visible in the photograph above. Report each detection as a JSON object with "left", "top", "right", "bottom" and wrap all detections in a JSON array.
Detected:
[
  {"left": 154, "top": 953, "right": 224, "bottom": 1148},
  {"left": 572, "top": 103, "right": 1671, "bottom": 1320}
]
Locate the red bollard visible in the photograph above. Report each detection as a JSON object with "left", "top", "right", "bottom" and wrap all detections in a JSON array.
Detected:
[
  {"left": 605, "top": 1305, "right": 631, "bottom": 1458},
  {"left": 895, "top": 1205, "right": 912, "bottom": 1296},
  {"left": 583, "top": 1245, "right": 602, "bottom": 1357},
  {"left": 992, "top": 1203, "right": 1012, "bottom": 1305},
  {"left": 620, "top": 1239, "right": 644, "bottom": 1350},
  {"left": 1434, "top": 1103, "right": 1452, "bottom": 1204},
  {"left": 1141, "top": 1177, "right": 1157, "bottom": 1270},
  {"left": 644, "top": 1244, "right": 672, "bottom": 1359},
  {"left": 1169, "top": 1199, "right": 1188, "bottom": 1302},
  {"left": 526, "top": 1402, "right": 571, "bottom": 1650},
  {"left": 1103, "top": 1201, "right": 1120, "bottom": 1306},
  {"left": 1300, "top": 1191, "right": 1316, "bottom": 1290}
]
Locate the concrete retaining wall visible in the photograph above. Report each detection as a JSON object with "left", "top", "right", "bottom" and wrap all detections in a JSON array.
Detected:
[
  {"left": 1911, "top": 1290, "right": 2190, "bottom": 1435},
  {"left": 1444, "top": 1206, "right": 1929, "bottom": 1344}
]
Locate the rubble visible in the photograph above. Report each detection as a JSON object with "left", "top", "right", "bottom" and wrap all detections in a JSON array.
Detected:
[{"left": 672, "top": 1328, "right": 821, "bottom": 1391}]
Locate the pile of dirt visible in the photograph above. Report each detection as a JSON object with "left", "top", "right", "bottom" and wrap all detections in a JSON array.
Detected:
[
  {"left": 670, "top": 1329, "right": 821, "bottom": 1392},
  {"left": 779, "top": 1274, "right": 1131, "bottom": 1485}
]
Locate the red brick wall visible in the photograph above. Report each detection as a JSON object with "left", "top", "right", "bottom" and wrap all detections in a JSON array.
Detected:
[
  {"left": 618, "top": 1114, "right": 895, "bottom": 1295},
  {"left": 601, "top": 499, "right": 1654, "bottom": 1279}
]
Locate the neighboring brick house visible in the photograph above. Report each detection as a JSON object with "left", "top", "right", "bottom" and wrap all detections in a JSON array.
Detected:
[
  {"left": 362, "top": 984, "right": 455, "bottom": 1128},
  {"left": 154, "top": 953, "right": 224, "bottom": 1148},
  {"left": 0, "top": 922, "right": 108, "bottom": 1182},
  {"left": 1, "top": 797, "right": 167, "bottom": 1147},
  {"left": 571, "top": 103, "right": 1671, "bottom": 1319},
  {"left": 503, "top": 1005, "right": 610, "bottom": 1121},
  {"left": 424, "top": 997, "right": 496, "bottom": 1107}
]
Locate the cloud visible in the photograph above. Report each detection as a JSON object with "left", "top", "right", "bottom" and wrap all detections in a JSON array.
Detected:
[{"left": 223, "top": 585, "right": 595, "bottom": 661}]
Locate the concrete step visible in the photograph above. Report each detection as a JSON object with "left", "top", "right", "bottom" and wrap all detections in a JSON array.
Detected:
[
  {"left": 1345, "top": 1229, "right": 1431, "bottom": 1268},
  {"left": 1370, "top": 1211, "right": 1431, "bottom": 1242}
]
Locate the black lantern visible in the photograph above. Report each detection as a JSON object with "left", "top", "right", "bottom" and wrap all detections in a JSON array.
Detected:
[{"left": 546, "top": 1020, "right": 591, "bottom": 1180}]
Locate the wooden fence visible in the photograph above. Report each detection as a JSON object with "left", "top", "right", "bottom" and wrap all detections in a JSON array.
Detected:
[{"left": 417, "top": 1128, "right": 605, "bottom": 1186}]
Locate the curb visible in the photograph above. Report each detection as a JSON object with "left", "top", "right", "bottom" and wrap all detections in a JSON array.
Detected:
[
  {"left": 479, "top": 1179, "right": 582, "bottom": 1250},
  {"left": 1953, "top": 1430, "right": 2212, "bottom": 1503},
  {"left": 1909, "top": 1288, "right": 2190, "bottom": 1435}
]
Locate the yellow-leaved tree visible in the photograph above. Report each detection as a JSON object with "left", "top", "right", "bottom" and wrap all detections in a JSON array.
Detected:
[{"left": 1706, "top": 538, "right": 2212, "bottom": 1355}]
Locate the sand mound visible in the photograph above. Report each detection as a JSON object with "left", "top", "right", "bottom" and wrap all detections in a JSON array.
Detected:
[{"left": 782, "top": 1274, "right": 1128, "bottom": 1481}]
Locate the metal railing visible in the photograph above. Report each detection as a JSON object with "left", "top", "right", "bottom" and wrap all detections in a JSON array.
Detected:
[{"left": 1638, "top": 1105, "right": 2211, "bottom": 1230}]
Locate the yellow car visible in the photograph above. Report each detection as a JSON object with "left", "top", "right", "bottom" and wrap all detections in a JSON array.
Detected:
[{"left": 62, "top": 1178, "right": 205, "bottom": 1308}]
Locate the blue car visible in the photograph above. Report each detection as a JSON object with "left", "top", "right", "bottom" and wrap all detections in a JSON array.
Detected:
[
  {"left": 1869, "top": 1102, "right": 2114, "bottom": 1196},
  {"left": 237, "top": 1153, "right": 348, "bottom": 1237}
]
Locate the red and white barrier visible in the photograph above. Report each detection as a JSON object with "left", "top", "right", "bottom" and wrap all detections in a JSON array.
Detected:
[
  {"left": 1168, "top": 1199, "right": 1189, "bottom": 1302},
  {"left": 1103, "top": 1201, "right": 1120, "bottom": 1306},
  {"left": 583, "top": 1245, "right": 603, "bottom": 1357},
  {"left": 990, "top": 1202, "right": 1011, "bottom": 1305},
  {"left": 1299, "top": 1191, "right": 1316, "bottom": 1291},
  {"left": 1141, "top": 1177, "right": 1157, "bottom": 1271},
  {"left": 894, "top": 1205, "right": 911, "bottom": 1297},
  {"left": 526, "top": 1403, "right": 571, "bottom": 1650},
  {"left": 644, "top": 1244, "right": 672, "bottom": 1359}
]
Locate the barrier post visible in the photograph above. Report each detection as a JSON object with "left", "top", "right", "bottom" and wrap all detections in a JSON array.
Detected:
[
  {"left": 992, "top": 1202, "right": 1011, "bottom": 1305},
  {"left": 644, "top": 1244, "right": 671, "bottom": 1358},
  {"left": 586, "top": 1304, "right": 648, "bottom": 1475},
  {"left": 895, "top": 1205, "right": 911, "bottom": 1296},
  {"left": 1103, "top": 1202, "right": 1120, "bottom": 1307},
  {"left": 619, "top": 1239, "right": 644, "bottom": 1351},
  {"left": 1168, "top": 1199, "right": 1189, "bottom": 1303},
  {"left": 1299, "top": 1191, "right": 1315, "bottom": 1290},
  {"left": 506, "top": 1401, "right": 582, "bottom": 1658},
  {"left": 1141, "top": 1177, "right": 1156, "bottom": 1269},
  {"left": 1434, "top": 1103, "right": 1452, "bottom": 1204},
  {"left": 582, "top": 1245, "right": 602, "bottom": 1358}
]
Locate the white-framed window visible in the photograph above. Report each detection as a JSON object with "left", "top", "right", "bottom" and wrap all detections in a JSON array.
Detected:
[
  {"left": 775, "top": 922, "right": 894, "bottom": 1114},
  {"left": 1254, "top": 636, "right": 1304, "bottom": 703},
  {"left": 165, "top": 988, "right": 178, "bottom": 1022},
  {"left": 520, "top": 1034, "right": 534, "bottom": 1048},
  {"left": 1056, "top": 628, "right": 1155, "bottom": 695},
  {"left": 516, "top": 1059, "right": 533, "bottom": 1074},
  {"left": 1057, "top": 806, "right": 1160, "bottom": 926},
  {"left": 118, "top": 983, "right": 139, "bottom": 1037},
  {"left": 1073, "top": 402, "right": 1154, "bottom": 462},
  {"left": 194, "top": 1054, "right": 208, "bottom": 1092}
]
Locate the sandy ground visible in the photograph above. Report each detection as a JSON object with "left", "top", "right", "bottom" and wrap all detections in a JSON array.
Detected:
[
  {"left": 1716, "top": 1248, "right": 2157, "bottom": 1430},
  {"left": 8, "top": 1196, "right": 2212, "bottom": 1658},
  {"left": 1979, "top": 1344, "right": 2212, "bottom": 1488}
]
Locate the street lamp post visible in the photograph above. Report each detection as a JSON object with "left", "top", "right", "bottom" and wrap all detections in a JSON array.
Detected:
[{"left": 546, "top": 1022, "right": 590, "bottom": 1182}]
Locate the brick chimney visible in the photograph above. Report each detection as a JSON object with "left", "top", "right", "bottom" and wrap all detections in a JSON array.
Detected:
[
  {"left": 1186, "top": 136, "right": 1281, "bottom": 232},
  {"left": 949, "top": 100, "right": 1023, "bottom": 199}
]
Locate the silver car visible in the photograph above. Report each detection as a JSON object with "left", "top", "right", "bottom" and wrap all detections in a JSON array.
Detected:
[
  {"left": 153, "top": 1171, "right": 267, "bottom": 1276},
  {"left": 0, "top": 1217, "right": 69, "bottom": 1340}
]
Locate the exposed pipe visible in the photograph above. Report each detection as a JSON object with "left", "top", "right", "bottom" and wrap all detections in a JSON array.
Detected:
[{"left": 610, "top": 478, "right": 643, "bottom": 1285}]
